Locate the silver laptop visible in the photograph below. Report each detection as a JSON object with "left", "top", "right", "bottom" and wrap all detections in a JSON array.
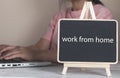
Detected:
[{"left": 0, "top": 59, "right": 51, "bottom": 68}]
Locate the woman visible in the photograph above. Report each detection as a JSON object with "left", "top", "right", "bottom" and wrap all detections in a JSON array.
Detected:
[{"left": 0, "top": 0, "right": 112, "bottom": 62}]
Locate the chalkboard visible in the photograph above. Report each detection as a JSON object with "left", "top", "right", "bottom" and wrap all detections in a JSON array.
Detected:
[{"left": 58, "top": 19, "right": 118, "bottom": 63}]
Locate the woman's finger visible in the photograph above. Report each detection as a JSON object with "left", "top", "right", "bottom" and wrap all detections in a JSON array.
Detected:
[
  {"left": 0, "top": 45, "right": 9, "bottom": 51},
  {"left": 0, "top": 46, "right": 18, "bottom": 57},
  {"left": 4, "top": 53, "right": 22, "bottom": 60},
  {"left": 0, "top": 46, "right": 16, "bottom": 53},
  {"left": 0, "top": 51, "right": 21, "bottom": 60}
]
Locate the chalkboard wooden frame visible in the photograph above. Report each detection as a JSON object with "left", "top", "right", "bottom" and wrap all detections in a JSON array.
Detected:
[{"left": 57, "top": 19, "right": 118, "bottom": 64}]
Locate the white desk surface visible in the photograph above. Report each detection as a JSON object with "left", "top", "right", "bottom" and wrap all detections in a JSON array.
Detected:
[{"left": 0, "top": 62, "right": 120, "bottom": 78}]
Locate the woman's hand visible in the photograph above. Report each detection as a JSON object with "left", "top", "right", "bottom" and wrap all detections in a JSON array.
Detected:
[
  {"left": 0, "top": 44, "right": 16, "bottom": 56},
  {"left": 0, "top": 38, "right": 57, "bottom": 62},
  {"left": 0, "top": 45, "right": 38, "bottom": 61}
]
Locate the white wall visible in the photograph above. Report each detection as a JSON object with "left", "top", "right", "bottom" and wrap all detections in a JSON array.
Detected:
[{"left": 0, "top": 0, "right": 59, "bottom": 46}]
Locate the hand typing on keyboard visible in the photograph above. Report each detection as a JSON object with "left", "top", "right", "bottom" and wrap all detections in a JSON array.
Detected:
[{"left": 0, "top": 44, "right": 38, "bottom": 61}]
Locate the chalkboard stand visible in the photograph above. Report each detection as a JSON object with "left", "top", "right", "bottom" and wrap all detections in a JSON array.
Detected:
[
  {"left": 61, "top": 1, "right": 111, "bottom": 76},
  {"left": 62, "top": 63, "right": 111, "bottom": 76}
]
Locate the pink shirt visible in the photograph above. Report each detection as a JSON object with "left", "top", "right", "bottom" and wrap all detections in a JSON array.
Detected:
[{"left": 42, "top": 4, "right": 113, "bottom": 50}]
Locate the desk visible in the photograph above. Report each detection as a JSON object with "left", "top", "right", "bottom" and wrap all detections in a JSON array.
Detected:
[{"left": 0, "top": 62, "right": 120, "bottom": 78}]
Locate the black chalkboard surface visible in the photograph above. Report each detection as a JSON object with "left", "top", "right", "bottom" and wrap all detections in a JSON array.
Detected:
[{"left": 58, "top": 19, "right": 118, "bottom": 63}]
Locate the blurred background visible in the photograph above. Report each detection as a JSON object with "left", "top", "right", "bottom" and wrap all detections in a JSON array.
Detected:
[{"left": 0, "top": 0, "right": 119, "bottom": 60}]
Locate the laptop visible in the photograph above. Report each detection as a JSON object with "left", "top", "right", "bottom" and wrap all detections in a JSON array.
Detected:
[
  {"left": 0, "top": 47, "right": 52, "bottom": 68},
  {"left": 0, "top": 58, "right": 51, "bottom": 68}
]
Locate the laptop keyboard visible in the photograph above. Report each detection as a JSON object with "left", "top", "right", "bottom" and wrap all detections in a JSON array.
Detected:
[{"left": 0, "top": 59, "right": 27, "bottom": 63}]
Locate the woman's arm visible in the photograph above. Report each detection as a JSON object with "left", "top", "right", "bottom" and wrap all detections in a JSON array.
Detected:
[{"left": 26, "top": 38, "right": 57, "bottom": 62}]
